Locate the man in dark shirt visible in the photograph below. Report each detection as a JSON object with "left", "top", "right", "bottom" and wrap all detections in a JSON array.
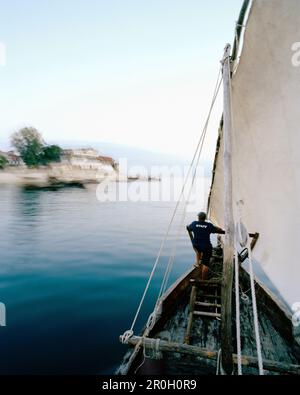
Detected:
[{"left": 187, "top": 212, "right": 225, "bottom": 280}]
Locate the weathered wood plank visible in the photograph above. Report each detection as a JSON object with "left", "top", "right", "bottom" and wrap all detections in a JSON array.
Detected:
[
  {"left": 124, "top": 336, "right": 300, "bottom": 375},
  {"left": 118, "top": 250, "right": 300, "bottom": 375},
  {"left": 201, "top": 294, "right": 222, "bottom": 299},
  {"left": 149, "top": 267, "right": 198, "bottom": 336},
  {"left": 195, "top": 302, "right": 222, "bottom": 308},
  {"left": 195, "top": 280, "right": 221, "bottom": 287},
  {"left": 194, "top": 312, "right": 221, "bottom": 318},
  {"left": 221, "top": 43, "right": 235, "bottom": 375},
  {"left": 184, "top": 286, "right": 197, "bottom": 345},
  {"left": 239, "top": 267, "right": 296, "bottom": 345}
]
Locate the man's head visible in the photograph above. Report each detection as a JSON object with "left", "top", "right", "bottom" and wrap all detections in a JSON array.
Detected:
[{"left": 198, "top": 212, "right": 207, "bottom": 221}]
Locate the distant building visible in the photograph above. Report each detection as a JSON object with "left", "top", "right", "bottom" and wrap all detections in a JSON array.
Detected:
[
  {"left": 7, "top": 151, "right": 24, "bottom": 166},
  {"left": 0, "top": 150, "right": 24, "bottom": 166},
  {"left": 61, "top": 148, "right": 118, "bottom": 172},
  {"left": 97, "top": 155, "right": 114, "bottom": 165},
  {"left": 97, "top": 155, "right": 119, "bottom": 171}
]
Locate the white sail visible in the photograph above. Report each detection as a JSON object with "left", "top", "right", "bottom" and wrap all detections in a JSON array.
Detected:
[{"left": 208, "top": 0, "right": 300, "bottom": 308}]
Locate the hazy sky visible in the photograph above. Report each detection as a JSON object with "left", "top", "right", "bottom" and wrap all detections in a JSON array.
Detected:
[{"left": 0, "top": 0, "right": 243, "bottom": 161}]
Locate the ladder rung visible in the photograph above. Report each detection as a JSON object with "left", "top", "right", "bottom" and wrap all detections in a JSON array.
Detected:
[
  {"left": 198, "top": 280, "right": 221, "bottom": 285},
  {"left": 200, "top": 294, "right": 221, "bottom": 299},
  {"left": 195, "top": 302, "right": 221, "bottom": 308},
  {"left": 193, "top": 311, "right": 221, "bottom": 318},
  {"left": 196, "top": 283, "right": 220, "bottom": 288}
]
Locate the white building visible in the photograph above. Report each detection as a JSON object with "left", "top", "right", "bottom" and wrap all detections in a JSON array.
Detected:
[
  {"left": 61, "top": 148, "right": 118, "bottom": 173},
  {"left": 0, "top": 150, "right": 24, "bottom": 166}
]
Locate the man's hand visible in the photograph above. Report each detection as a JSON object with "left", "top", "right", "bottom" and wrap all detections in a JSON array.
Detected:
[{"left": 215, "top": 226, "right": 225, "bottom": 235}]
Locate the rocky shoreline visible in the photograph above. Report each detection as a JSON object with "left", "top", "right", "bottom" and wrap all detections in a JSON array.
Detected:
[
  {"left": 0, "top": 166, "right": 124, "bottom": 188},
  {"left": 0, "top": 166, "right": 160, "bottom": 189}
]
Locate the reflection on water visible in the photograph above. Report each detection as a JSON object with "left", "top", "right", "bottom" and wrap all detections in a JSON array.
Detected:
[
  {"left": 18, "top": 188, "right": 42, "bottom": 218},
  {"left": 0, "top": 183, "right": 196, "bottom": 374}
]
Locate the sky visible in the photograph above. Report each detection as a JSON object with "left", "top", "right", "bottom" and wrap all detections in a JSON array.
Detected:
[{"left": 0, "top": 0, "right": 243, "bottom": 162}]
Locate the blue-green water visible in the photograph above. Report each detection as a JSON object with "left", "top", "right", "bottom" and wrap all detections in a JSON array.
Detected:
[{"left": 0, "top": 183, "right": 195, "bottom": 374}]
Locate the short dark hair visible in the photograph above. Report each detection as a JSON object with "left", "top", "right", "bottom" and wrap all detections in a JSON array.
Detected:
[{"left": 198, "top": 212, "right": 207, "bottom": 221}]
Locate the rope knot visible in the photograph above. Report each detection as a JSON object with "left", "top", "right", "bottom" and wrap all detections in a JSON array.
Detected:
[
  {"left": 154, "top": 339, "right": 163, "bottom": 360},
  {"left": 146, "top": 312, "right": 157, "bottom": 331},
  {"left": 146, "top": 304, "right": 162, "bottom": 331},
  {"left": 221, "top": 43, "right": 232, "bottom": 66},
  {"left": 143, "top": 337, "right": 163, "bottom": 361},
  {"left": 120, "top": 330, "right": 134, "bottom": 344}
]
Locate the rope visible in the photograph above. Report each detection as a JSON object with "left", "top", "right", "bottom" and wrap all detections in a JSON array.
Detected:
[
  {"left": 133, "top": 338, "right": 146, "bottom": 374},
  {"left": 134, "top": 72, "right": 222, "bottom": 374},
  {"left": 216, "top": 349, "right": 222, "bottom": 375},
  {"left": 158, "top": 202, "right": 188, "bottom": 298},
  {"left": 240, "top": 291, "right": 249, "bottom": 302},
  {"left": 120, "top": 330, "right": 134, "bottom": 345},
  {"left": 234, "top": 203, "right": 264, "bottom": 375},
  {"left": 235, "top": 205, "right": 245, "bottom": 376},
  {"left": 157, "top": 68, "right": 223, "bottom": 299},
  {"left": 230, "top": 40, "right": 264, "bottom": 373},
  {"left": 121, "top": 66, "right": 223, "bottom": 344},
  {"left": 247, "top": 239, "right": 264, "bottom": 375},
  {"left": 122, "top": 338, "right": 143, "bottom": 375},
  {"left": 234, "top": 238, "right": 242, "bottom": 375},
  {"left": 216, "top": 348, "right": 228, "bottom": 375}
]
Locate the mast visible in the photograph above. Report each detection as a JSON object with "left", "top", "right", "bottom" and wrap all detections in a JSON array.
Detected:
[{"left": 220, "top": 43, "right": 235, "bottom": 375}]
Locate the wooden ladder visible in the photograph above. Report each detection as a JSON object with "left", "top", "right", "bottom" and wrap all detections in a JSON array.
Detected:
[{"left": 184, "top": 279, "right": 222, "bottom": 345}]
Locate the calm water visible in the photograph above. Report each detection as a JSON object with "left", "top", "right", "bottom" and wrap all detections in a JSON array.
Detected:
[{"left": 0, "top": 183, "right": 196, "bottom": 374}]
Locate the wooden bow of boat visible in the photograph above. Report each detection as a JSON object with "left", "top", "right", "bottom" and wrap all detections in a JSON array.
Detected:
[
  {"left": 117, "top": 249, "right": 300, "bottom": 375},
  {"left": 118, "top": 0, "right": 300, "bottom": 376}
]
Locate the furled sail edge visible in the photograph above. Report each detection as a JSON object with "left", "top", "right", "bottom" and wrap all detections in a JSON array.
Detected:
[
  {"left": 207, "top": 0, "right": 300, "bottom": 323},
  {"left": 207, "top": 0, "right": 252, "bottom": 218}
]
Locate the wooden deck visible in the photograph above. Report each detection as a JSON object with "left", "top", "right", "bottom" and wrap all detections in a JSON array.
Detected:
[{"left": 117, "top": 249, "right": 300, "bottom": 375}]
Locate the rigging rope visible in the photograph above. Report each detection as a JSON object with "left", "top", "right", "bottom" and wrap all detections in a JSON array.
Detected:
[
  {"left": 235, "top": 208, "right": 264, "bottom": 375},
  {"left": 121, "top": 67, "right": 223, "bottom": 345},
  {"left": 216, "top": 349, "right": 222, "bottom": 375},
  {"left": 247, "top": 237, "right": 264, "bottom": 375},
  {"left": 233, "top": 178, "right": 264, "bottom": 375},
  {"left": 234, "top": 232, "right": 242, "bottom": 375},
  {"left": 230, "top": 22, "right": 264, "bottom": 370},
  {"left": 158, "top": 69, "right": 223, "bottom": 300}
]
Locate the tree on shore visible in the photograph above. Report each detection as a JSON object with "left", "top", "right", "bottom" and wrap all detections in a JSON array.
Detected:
[
  {"left": 11, "top": 127, "right": 44, "bottom": 167},
  {"left": 42, "top": 145, "right": 62, "bottom": 164},
  {"left": 0, "top": 154, "right": 8, "bottom": 169},
  {"left": 11, "top": 127, "right": 62, "bottom": 167}
]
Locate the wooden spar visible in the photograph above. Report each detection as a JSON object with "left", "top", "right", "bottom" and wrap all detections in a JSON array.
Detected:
[
  {"left": 221, "top": 43, "right": 235, "bottom": 375},
  {"left": 231, "top": 0, "right": 251, "bottom": 62},
  {"left": 124, "top": 336, "right": 300, "bottom": 375}
]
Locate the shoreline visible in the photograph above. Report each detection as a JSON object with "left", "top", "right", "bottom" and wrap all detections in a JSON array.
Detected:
[
  {"left": 0, "top": 166, "right": 122, "bottom": 187},
  {"left": 0, "top": 167, "right": 160, "bottom": 187}
]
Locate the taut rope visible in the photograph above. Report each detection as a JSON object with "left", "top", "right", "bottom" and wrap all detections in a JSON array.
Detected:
[{"left": 121, "top": 67, "right": 223, "bottom": 346}]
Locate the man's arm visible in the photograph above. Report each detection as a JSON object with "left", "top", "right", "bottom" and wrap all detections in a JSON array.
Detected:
[
  {"left": 211, "top": 224, "right": 225, "bottom": 234},
  {"left": 215, "top": 226, "right": 225, "bottom": 234},
  {"left": 186, "top": 226, "right": 194, "bottom": 243}
]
